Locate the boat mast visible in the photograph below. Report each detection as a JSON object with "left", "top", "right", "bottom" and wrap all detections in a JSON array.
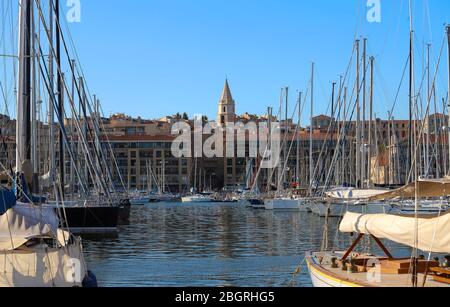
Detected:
[
  {"left": 31, "top": 2, "right": 39, "bottom": 193},
  {"left": 267, "top": 106, "right": 272, "bottom": 194},
  {"left": 409, "top": 0, "right": 419, "bottom": 288},
  {"left": 16, "top": 0, "right": 32, "bottom": 189},
  {"left": 284, "top": 86, "right": 289, "bottom": 191},
  {"left": 408, "top": 1, "right": 414, "bottom": 184},
  {"left": 368, "top": 56, "right": 374, "bottom": 188},
  {"left": 309, "top": 63, "right": 314, "bottom": 194},
  {"left": 426, "top": 44, "right": 431, "bottom": 177},
  {"left": 277, "top": 88, "right": 284, "bottom": 193},
  {"left": 447, "top": 25, "right": 450, "bottom": 175},
  {"left": 330, "top": 82, "right": 335, "bottom": 184},
  {"left": 355, "top": 39, "right": 361, "bottom": 188},
  {"left": 296, "top": 92, "right": 302, "bottom": 188},
  {"left": 55, "top": 0, "right": 65, "bottom": 196},
  {"left": 70, "top": 59, "right": 76, "bottom": 197},
  {"left": 362, "top": 38, "right": 367, "bottom": 188},
  {"left": 48, "top": 0, "right": 56, "bottom": 186},
  {"left": 194, "top": 156, "right": 197, "bottom": 193},
  {"left": 343, "top": 87, "right": 347, "bottom": 184}
]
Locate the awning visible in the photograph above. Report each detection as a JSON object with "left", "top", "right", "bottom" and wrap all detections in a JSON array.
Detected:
[{"left": 340, "top": 212, "right": 450, "bottom": 253}]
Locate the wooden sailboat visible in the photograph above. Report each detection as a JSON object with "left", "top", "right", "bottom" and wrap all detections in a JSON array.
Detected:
[
  {"left": 307, "top": 8, "right": 450, "bottom": 286},
  {"left": 307, "top": 179, "right": 450, "bottom": 287}
]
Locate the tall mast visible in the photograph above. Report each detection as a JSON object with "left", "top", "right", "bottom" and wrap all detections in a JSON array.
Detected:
[
  {"left": 329, "top": 82, "right": 336, "bottom": 184},
  {"left": 284, "top": 87, "right": 289, "bottom": 190},
  {"left": 79, "top": 77, "right": 88, "bottom": 185},
  {"left": 309, "top": 63, "right": 314, "bottom": 193},
  {"left": 355, "top": 39, "right": 361, "bottom": 188},
  {"left": 296, "top": 92, "right": 302, "bottom": 186},
  {"left": 343, "top": 87, "right": 347, "bottom": 183},
  {"left": 426, "top": 44, "right": 431, "bottom": 177},
  {"left": 447, "top": 25, "right": 450, "bottom": 175},
  {"left": 48, "top": 0, "right": 56, "bottom": 184},
  {"left": 267, "top": 106, "right": 272, "bottom": 193},
  {"left": 55, "top": 0, "right": 65, "bottom": 195},
  {"left": 31, "top": 1, "right": 39, "bottom": 193},
  {"left": 368, "top": 56, "right": 374, "bottom": 188},
  {"left": 70, "top": 59, "right": 76, "bottom": 197},
  {"left": 16, "top": 0, "right": 32, "bottom": 181},
  {"left": 408, "top": 1, "right": 414, "bottom": 184},
  {"left": 409, "top": 0, "right": 418, "bottom": 288},
  {"left": 362, "top": 38, "right": 367, "bottom": 188}
]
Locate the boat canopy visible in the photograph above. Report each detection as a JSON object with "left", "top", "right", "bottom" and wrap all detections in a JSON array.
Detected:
[
  {"left": 367, "top": 178, "right": 450, "bottom": 201},
  {"left": 0, "top": 204, "right": 65, "bottom": 251},
  {"left": 325, "top": 188, "right": 388, "bottom": 200},
  {"left": 340, "top": 212, "right": 450, "bottom": 253}
]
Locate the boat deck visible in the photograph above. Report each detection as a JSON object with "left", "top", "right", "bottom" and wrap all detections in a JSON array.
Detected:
[{"left": 308, "top": 252, "right": 450, "bottom": 287}]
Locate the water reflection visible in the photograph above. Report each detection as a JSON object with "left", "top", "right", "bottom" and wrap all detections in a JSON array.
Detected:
[{"left": 83, "top": 202, "right": 411, "bottom": 287}]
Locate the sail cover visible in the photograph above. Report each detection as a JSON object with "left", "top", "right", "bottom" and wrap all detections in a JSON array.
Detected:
[
  {"left": 368, "top": 178, "right": 450, "bottom": 201},
  {"left": 325, "top": 188, "right": 389, "bottom": 200},
  {"left": 340, "top": 212, "right": 450, "bottom": 253},
  {"left": 0, "top": 204, "right": 61, "bottom": 251}
]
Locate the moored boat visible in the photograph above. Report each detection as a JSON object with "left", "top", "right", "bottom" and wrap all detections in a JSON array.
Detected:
[
  {"left": 307, "top": 211, "right": 450, "bottom": 287},
  {"left": 181, "top": 194, "right": 213, "bottom": 203}
]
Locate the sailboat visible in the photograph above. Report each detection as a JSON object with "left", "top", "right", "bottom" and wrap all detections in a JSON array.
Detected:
[
  {"left": 263, "top": 88, "right": 305, "bottom": 211},
  {"left": 130, "top": 161, "right": 159, "bottom": 205},
  {"left": 306, "top": 20, "right": 450, "bottom": 287},
  {"left": 0, "top": 0, "right": 96, "bottom": 287},
  {"left": 31, "top": 0, "right": 129, "bottom": 234},
  {"left": 181, "top": 157, "right": 213, "bottom": 203},
  {"left": 307, "top": 179, "right": 450, "bottom": 287}
]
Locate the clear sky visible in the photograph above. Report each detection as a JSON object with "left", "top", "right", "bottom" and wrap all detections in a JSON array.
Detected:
[{"left": 3, "top": 0, "right": 450, "bottom": 123}]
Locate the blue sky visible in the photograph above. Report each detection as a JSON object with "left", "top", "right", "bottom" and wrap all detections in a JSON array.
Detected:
[{"left": 3, "top": 1, "right": 450, "bottom": 123}]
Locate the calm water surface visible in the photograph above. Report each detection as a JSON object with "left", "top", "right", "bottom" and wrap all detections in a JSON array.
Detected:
[{"left": 83, "top": 202, "right": 410, "bottom": 287}]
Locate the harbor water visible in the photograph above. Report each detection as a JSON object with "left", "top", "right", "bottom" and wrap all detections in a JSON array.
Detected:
[{"left": 83, "top": 202, "right": 411, "bottom": 287}]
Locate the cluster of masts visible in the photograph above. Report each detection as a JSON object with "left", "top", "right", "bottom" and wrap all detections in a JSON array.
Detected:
[
  {"left": 12, "top": 0, "right": 126, "bottom": 203},
  {"left": 251, "top": 23, "right": 450, "bottom": 198}
]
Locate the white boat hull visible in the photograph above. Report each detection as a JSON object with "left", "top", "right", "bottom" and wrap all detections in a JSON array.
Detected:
[
  {"left": 181, "top": 196, "right": 213, "bottom": 203},
  {"left": 306, "top": 253, "right": 362, "bottom": 288},
  {"left": 310, "top": 202, "right": 390, "bottom": 217},
  {"left": 265, "top": 199, "right": 300, "bottom": 211}
]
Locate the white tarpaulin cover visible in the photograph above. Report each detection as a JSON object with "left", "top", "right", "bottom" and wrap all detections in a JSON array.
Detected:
[
  {"left": 0, "top": 204, "right": 83, "bottom": 287},
  {"left": 326, "top": 188, "right": 389, "bottom": 200},
  {"left": 368, "top": 178, "right": 450, "bottom": 201},
  {"left": 0, "top": 204, "right": 61, "bottom": 251},
  {"left": 340, "top": 212, "right": 450, "bottom": 253},
  {"left": 0, "top": 243, "right": 84, "bottom": 287}
]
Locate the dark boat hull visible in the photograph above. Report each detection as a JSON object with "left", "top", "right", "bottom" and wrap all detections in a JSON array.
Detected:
[
  {"left": 57, "top": 206, "right": 120, "bottom": 234},
  {"left": 118, "top": 199, "right": 131, "bottom": 225}
]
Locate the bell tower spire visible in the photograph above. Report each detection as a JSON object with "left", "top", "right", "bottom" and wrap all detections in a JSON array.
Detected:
[{"left": 217, "top": 79, "right": 236, "bottom": 126}]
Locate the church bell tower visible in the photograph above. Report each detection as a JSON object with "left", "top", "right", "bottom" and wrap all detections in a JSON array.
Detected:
[{"left": 217, "top": 79, "right": 236, "bottom": 126}]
